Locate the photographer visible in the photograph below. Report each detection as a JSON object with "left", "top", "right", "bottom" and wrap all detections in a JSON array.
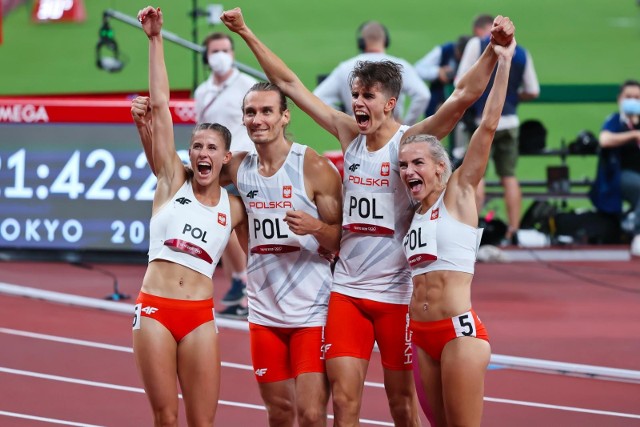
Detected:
[{"left": 591, "top": 79, "right": 640, "bottom": 255}]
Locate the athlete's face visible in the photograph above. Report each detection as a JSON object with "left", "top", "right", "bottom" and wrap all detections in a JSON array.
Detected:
[
  {"left": 242, "top": 90, "right": 290, "bottom": 145},
  {"left": 351, "top": 78, "right": 396, "bottom": 135},
  {"left": 189, "top": 129, "right": 230, "bottom": 186},
  {"left": 398, "top": 142, "right": 443, "bottom": 202}
]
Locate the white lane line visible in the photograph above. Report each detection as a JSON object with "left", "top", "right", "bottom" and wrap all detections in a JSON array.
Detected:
[
  {"left": 0, "top": 327, "right": 253, "bottom": 371},
  {"left": 3, "top": 283, "right": 640, "bottom": 383},
  {"left": 0, "top": 367, "right": 392, "bottom": 426},
  {"left": 484, "top": 397, "right": 640, "bottom": 419},
  {"left": 0, "top": 410, "right": 105, "bottom": 427},
  {"left": 2, "top": 328, "right": 640, "bottom": 420}
]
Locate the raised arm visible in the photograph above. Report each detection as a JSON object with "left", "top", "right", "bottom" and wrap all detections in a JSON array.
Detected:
[
  {"left": 220, "top": 8, "right": 359, "bottom": 151},
  {"left": 457, "top": 40, "right": 514, "bottom": 188},
  {"left": 138, "top": 6, "right": 185, "bottom": 205},
  {"left": 445, "top": 39, "right": 514, "bottom": 226},
  {"left": 131, "top": 95, "right": 156, "bottom": 176},
  {"left": 405, "top": 15, "right": 514, "bottom": 141},
  {"left": 284, "top": 150, "right": 343, "bottom": 253}
]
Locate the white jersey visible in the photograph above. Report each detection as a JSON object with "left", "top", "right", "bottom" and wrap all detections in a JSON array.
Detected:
[
  {"left": 403, "top": 191, "right": 482, "bottom": 277},
  {"left": 237, "top": 143, "right": 332, "bottom": 327},
  {"left": 148, "top": 181, "right": 232, "bottom": 278},
  {"left": 332, "top": 126, "right": 414, "bottom": 304},
  {"left": 194, "top": 69, "right": 258, "bottom": 152}
]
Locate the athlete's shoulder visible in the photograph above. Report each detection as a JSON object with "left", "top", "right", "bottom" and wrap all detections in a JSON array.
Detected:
[{"left": 303, "top": 146, "right": 340, "bottom": 179}]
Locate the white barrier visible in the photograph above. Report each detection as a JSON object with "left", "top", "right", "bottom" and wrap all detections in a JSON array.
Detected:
[{"left": 1, "top": 282, "right": 638, "bottom": 383}]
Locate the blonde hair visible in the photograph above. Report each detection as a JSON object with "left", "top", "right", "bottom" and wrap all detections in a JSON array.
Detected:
[{"left": 401, "top": 134, "right": 452, "bottom": 186}]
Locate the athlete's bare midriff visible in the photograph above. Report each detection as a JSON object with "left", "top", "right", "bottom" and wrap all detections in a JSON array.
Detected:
[
  {"left": 141, "top": 259, "right": 214, "bottom": 301},
  {"left": 409, "top": 270, "right": 474, "bottom": 323}
]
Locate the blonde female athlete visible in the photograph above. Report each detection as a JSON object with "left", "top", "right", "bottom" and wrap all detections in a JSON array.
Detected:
[{"left": 398, "top": 37, "right": 515, "bottom": 427}]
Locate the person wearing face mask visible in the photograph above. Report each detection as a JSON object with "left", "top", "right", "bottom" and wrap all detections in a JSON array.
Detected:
[
  {"left": 196, "top": 32, "right": 258, "bottom": 153},
  {"left": 194, "top": 32, "right": 258, "bottom": 318},
  {"left": 590, "top": 79, "right": 640, "bottom": 256}
]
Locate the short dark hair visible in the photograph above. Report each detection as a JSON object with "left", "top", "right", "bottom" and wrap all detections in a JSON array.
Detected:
[
  {"left": 191, "top": 123, "right": 232, "bottom": 151},
  {"left": 619, "top": 79, "right": 640, "bottom": 96},
  {"left": 349, "top": 60, "right": 403, "bottom": 100},
  {"left": 202, "top": 32, "right": 234, "bottom": 51},
  {"left": 242, "top": 82, "right": 289, "bottom": 113},
  {"left": 473, "top": 14, "right": 494, "bottom": 30}
]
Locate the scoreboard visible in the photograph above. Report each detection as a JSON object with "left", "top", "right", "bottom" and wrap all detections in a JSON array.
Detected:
[{"left": 0, "top": 97, "right": 196, "bottom": 254}]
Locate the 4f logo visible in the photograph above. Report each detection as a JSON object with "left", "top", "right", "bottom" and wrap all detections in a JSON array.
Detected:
[
  {"left": 255, "top": 368, "right": 268, "bottom": 376},
  {"left": 141, "top": 306, "right": 158, "bottom": 315},
  {"left": 175, "top": 197, "right": 191, "bottom": 205},
  {"left": 218, "top": 213, "right": 227, "bottom": 226},
  {"left": 380, "top": 162, "right": 390, "bottom": 176},
  {"left": 283, "top": 185, "right": 292, "bottom": 198},
  {"left": 321, "top": 343, "right": 332, "bottom": 360},
  {"left": 348, "top": 163, "right": 360, "bottom": 172},
  {"left": 246, "top": 190, "right": 259, "bottom": 199}
]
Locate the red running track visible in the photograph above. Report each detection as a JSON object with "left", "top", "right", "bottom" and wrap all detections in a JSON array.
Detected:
[{"left": 0, "top": 258, "right": 639, "bottom": 426}]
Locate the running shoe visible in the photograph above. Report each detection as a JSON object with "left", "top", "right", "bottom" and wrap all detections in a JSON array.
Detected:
[
  {"left": 221, "top": 278, "right": 247, "bottom": 305},
  {"left": 631, "top": 234, "right": 640, "bottom": 257},
  {"left": 218, "top": 304, "right": 248, "bottom": 320}
]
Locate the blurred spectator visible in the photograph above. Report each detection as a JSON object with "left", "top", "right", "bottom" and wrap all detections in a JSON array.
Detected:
[
  {"left": 414, "top": 14, "right": 493, "bottom": 118},
  {"left": 314, "top": 21, "right": 431, "bottom": 125},
  {"left": 194, "top": 32, "right": 258, "bottom": 318},
  {"left": 414, "top": 35, "right": 471, "bottom": 117},
  {"left": 455, "top": 22, "right": 540, "bottom": 243},
  {"left": 590, "top": 79, "right": 640, "bottom": 255}
]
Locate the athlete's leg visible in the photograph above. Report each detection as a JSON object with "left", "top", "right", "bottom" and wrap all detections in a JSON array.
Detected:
[
  {"left": 176, "top": 320, "right": 220, "bottom": 427},
  {"left": 415, "top": 345, "right": 445, "bottom": 427},
  {"left": 374, "top": 302, "right": 420, "bottom": 426},
  {"left": 250, "top": 324, "right": 296, "bottom": 426},
  {"left": 259, "top": 380, "right": 296, "bottom": 427},
  {"left": 324, "top": 293, "right": 375, "bottom": 426},
  {"left": 441, "top": 337, "right": 491, "bottom": 427},
  {"left": 412, "top": 343, "right": 435, "bottom": 425},
  {"left": 326, "top": 356, "right": 369, "bottom": 427},
  {"left": 133, "top": 318, "right": 179, "bottom": 426},
  {"left": 290, "top": 327, "right": 329, "bottom": 426},
  {"left": 295, "top": 372, "right": 329, "bottom": 427},
  {"left": 382, "top": 368, "right": 421, "bottom": 426}
]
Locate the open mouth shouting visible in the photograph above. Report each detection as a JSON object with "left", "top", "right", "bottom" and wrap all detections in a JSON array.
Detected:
[
  {"left": 406, "top": 177, "right": 424, "bottom": 197},
  {"left": 355, "top": 111, "right": 370, "bottom": 129},
  {"left": 197, "top": 161, "right": 212, "bottom": 177}
]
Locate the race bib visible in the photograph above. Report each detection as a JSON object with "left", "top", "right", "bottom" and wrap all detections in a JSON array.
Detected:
[
  {"left": 249, "top": 212, "right": 301, "bottom": 254},
  {"left": 343, "top": 191, "right": 395, "bottom": 235},
  {"left": 452, "top": 311, "right": 477, "bottom": 337},
  {"left": 132, "top": 303, "right": 142, "bottom": 330}
]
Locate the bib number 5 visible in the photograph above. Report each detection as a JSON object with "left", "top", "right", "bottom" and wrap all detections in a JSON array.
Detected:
[{"left": 453, "top": 312, "right": 476, "bottom": 337}]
